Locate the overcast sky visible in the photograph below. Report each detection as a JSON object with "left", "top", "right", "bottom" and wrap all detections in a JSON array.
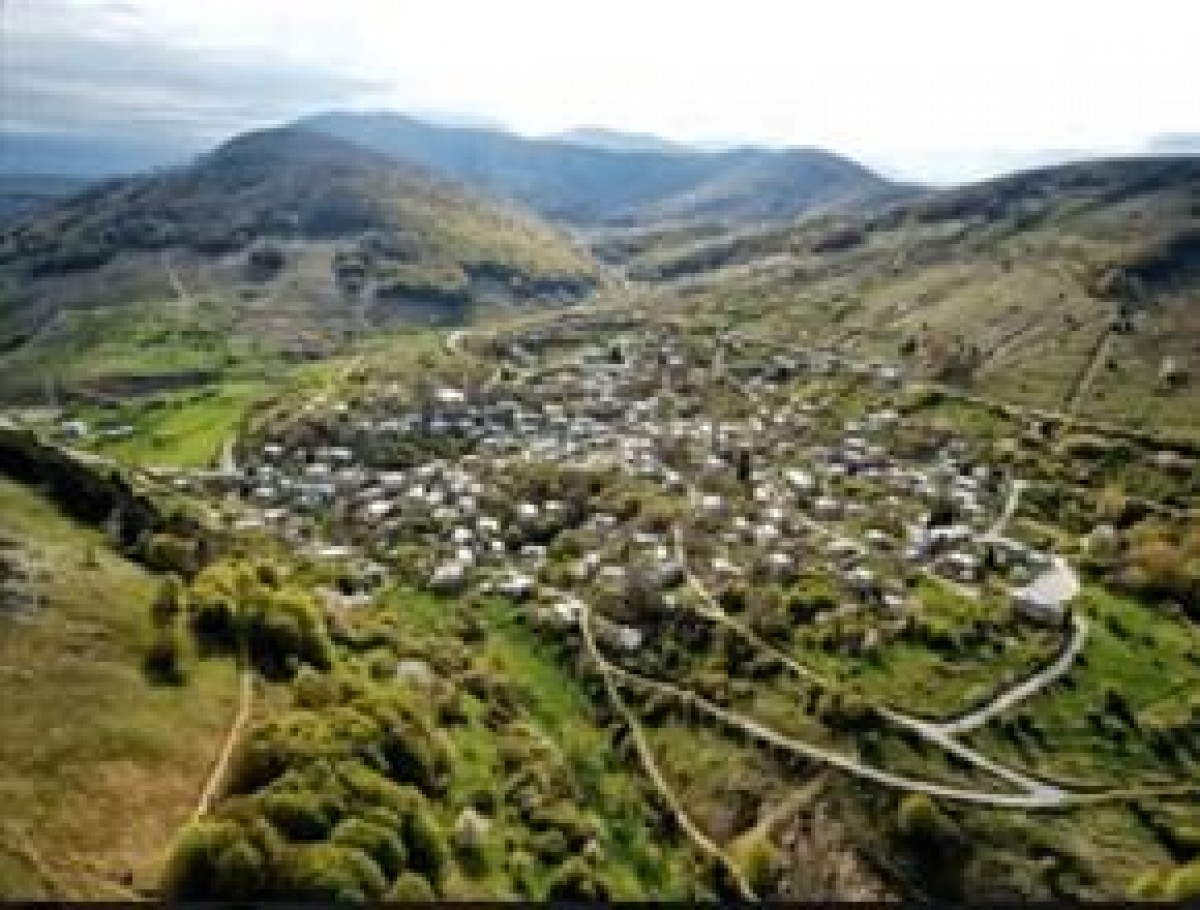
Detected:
[{"left": 3, "top": 0, "right": 1199, "bottom": 182}]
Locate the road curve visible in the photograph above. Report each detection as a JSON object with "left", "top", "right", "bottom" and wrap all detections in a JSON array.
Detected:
[
  {"left": 931, "top": 612, "right": 1089, "bottom": 736},
  {"left": 671, "top": 525, "right": 1067, "bottom": 801}
]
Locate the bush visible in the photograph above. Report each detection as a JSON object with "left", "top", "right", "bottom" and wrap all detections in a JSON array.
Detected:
[
  {"left": 163, "top": 818, "right": 277, "bottom": 899},
  {"left": 151, "top": 574, "right": 186, "bottom": 627},
  {"left": 143, "top": 533, "right": 200, "bottom": 577},
  {"left": 273, "top": 843, "right": 388, "bottom": 901},
  {"left": 388, "top": 870, "right": 437, "bottom": 900},
  {"left": 544, "top": 856, "right": 610, "bottom": 901},
  {"left": 331, "top": 817, "right": 407, "bottom": 879},
  {"left": 257, "top": 790, "right": 335, "bottom": 841},
  {"left": 1165, "top": 860, "right": 1200, "bottom": 900},
  {"left": 143, "top": 625, "right": 191, "bottom": 686},
  {"left": 243, "top": 588, "right": 334, "bottom": 678},
  {"left": 896, "top": 793, "right": 958, "bottom": 845},
  {"left": 402, "top": 805, "right": 450, "bottom": 886}
]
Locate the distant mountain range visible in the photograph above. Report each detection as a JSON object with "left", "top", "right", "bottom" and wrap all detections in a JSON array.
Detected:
[
  {"left": 547, "top": 127, "right": 696, "bottom": 155},
  {"left": 297, "top": 111, "right": 914, "bottom": 226},
  {"left": 0, "top": 113, "right": 917, "bottom": 228}
]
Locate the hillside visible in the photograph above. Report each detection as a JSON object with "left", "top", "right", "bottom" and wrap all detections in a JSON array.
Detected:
[
  {"left": 300, "top": 112, "right": 912, "bottom": 226},
  {"left": 0, "top": 478, "right": 241, "bottom": 898},
  {"left": 0, "top": 128, "right": 600, "bottom": 397},
  {"left": 624, "top": 155, "right": 1200, "bottom": 438}
]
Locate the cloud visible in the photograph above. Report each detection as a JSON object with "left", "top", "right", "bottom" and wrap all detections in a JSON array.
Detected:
[
  {"left": 2, "top": 0, "right": 1198, "bottom": 182},
  {"left": 2, "top": 0, "right": 390, "bottom": 148}
]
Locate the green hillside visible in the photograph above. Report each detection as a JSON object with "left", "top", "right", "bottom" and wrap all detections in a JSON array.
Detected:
[{"left": 0, "top": 128, "right": 601, "bottom": 401}]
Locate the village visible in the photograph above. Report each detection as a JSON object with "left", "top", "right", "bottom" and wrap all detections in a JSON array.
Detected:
[{"left": 151, "top": 319, "right": 1085, "bottom": 716}]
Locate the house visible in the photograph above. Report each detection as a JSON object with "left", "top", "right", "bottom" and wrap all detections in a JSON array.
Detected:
[
  {"left": 429, "top": 561, "right": 467, "bottom": 593},
  {"left": 1012, "top": 589, "right": 1067, "bottom": 625},
  {"left": 496, "top": 572, "right": 535, "bottom": 600},
  {"left": 60, "top": 419, "right": 89, "bottom": 439},
  {"left": 814, "top": 496, "right": 841, "bottom": 519}
]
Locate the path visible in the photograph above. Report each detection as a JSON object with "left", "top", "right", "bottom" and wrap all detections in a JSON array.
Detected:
[
  {"left": 162, "top": 254, "right": 192, "bottom": 306},
  {"left": 671, "top": 525, "right": 1065, "bottom": 801},
  {"left": 218, "top": 437, "right": 237, "bottom": 474},
  {"left": 575, "top": 591, "right": 756, "bottom": 900},
  {"left": 190, "top": 664, "right": 253, "bottom": 823},
  {"left": 602, "top": 657, "right": 1066, "bottom": 808},
  {"left": 1065, "top": 328, "right": 1115, "bottom": 415},
  {"left": 981, "top": 478, "right": 1028, "bottom": 543},
  {"left": 445, "top": 329, "right": 467, "bottom": 356},
  {"left": 931, "top": 612, "right": 1089, "bottom": 736}
]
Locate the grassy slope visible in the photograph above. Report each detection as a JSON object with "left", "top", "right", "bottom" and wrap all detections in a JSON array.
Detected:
[
  {"left": 371, "top": 587, "right": 698, "bottom": 899},
  {"left": 629, "top": 158, "right": 1200, "bottom": 439},
  {"left": 87, "top": 380, "right": 268, "bottom": 468},
  {"left": 0, "top": 480, "right": 240, "bottom": 898}
]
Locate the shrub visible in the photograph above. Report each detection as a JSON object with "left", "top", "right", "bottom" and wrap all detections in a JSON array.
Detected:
[
  {"left": 331, "top": 817, "right": 407, "bottom": 879},
  {"left": 1164, "top": 860, "right": 1200, "bottom": 900},
  {"left": 143, "top": 533, "right": 200, "bottom": 577},
  {"left": 257, "top": 790, "right": 335, "bottom": 842},
  {"left": 273, "top": 842, "right": 387, "bottom": 901},
  {"left": 162, "top": 818, "right": 277, "bottom": 900},
  {"left": 143, "top": 624, "right": 191, "bottom": 686},
  {"left": 243, "top": 588, "right": 334, "bottom": 678},
  {"left": 896, "top": 793, "right": 958, "bottom": 845},
  {"left": 151, "top": 574, "right": 186, "bottom": 627},
  {"left": 387, "top": 870, "right": 436, "bottom": 900},
  {"left": 544, "top": 856, "right": 610, "bottom": 901},
  {"left": 402, "top": 805, "right": 450, "bottom": 885}
]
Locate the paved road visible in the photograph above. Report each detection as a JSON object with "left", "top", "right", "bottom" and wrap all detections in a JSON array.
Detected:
[
  {"left": 931, "top": 612, "right": 1089, "bottom": 736},
  {"left": 1015, "top": 554, "right": 1081, "bottom": 609},
  {"left": 671, "top": 525, "right": 1068, "bottom": 803}
]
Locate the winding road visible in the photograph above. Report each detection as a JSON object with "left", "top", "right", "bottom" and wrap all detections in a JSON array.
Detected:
[{"left": 930, "top": 611, "right": 1089, "bottom": 736}]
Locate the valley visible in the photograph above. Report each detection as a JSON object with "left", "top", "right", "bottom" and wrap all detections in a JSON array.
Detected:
[{"left": 1, "top": 113, "right": 1198, "bottom": 903}]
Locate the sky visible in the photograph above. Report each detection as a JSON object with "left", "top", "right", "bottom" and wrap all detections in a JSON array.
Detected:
[{"left": 3, "top": 0, "right": 1199, "bottom": 182}]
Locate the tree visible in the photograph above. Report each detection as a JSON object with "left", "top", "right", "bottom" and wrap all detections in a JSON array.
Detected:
[
  {"left": 144, "top": 624, "right": 191, "bottom": 685},
  {"left": 151, "top": 574, "right": 186, "bottom": 627},
  {"left": 402, "top": 805, "right": 450, "bottom": 886}
]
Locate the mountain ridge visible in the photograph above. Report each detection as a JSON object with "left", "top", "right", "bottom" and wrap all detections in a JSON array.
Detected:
[{"left": 297, "top": 110, "right": 915, "bottom": 226}]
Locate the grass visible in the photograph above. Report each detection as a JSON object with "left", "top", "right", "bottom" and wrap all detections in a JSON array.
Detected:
[
  {"left": 0, "top": 480, "right": 240, "bottom": 899},
  {"left": 87, "top": 380, "right": 268, "bottom": 468},
  {"left": 966, "top": 584, "right": 1200, "bottom": 785}
]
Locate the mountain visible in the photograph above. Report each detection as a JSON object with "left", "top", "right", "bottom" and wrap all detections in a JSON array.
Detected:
[
  {"left": 0, "top": 174, "right": 94, "bottom": 225},
  {"left": 548, "top": 127, "right": 694, "bottom": 155},
  {"left": 0, "top": 127, "right": 600, "bottom": 375},
  {"left": 299, "top": 111, "right": 913, "bottom": 226},
  {"left": 626, "top": 155, "right": 1200, "bottom": 438}
]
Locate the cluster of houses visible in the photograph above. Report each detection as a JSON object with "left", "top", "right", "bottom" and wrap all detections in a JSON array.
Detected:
[{"left": 166, "top": 323, "right": 1076, "bottom": 646}]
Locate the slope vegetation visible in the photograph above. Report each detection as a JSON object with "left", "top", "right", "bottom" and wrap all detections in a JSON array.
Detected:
[
  {"left": 0, "top": 127, "right": 600, "bottom": 373},
  {"left": 633, "top": 155, "right": 1200, "bottom": 438}
]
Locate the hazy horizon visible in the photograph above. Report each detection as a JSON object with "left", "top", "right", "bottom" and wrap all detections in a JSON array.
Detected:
[{"left": 3, "top": 0, "right": 1199, "bottom": 183}]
